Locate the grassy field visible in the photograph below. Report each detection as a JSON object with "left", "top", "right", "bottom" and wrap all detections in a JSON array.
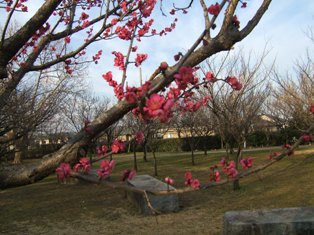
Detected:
[{"left": 1, "top": 146, "right": 314, "bottom": 235}]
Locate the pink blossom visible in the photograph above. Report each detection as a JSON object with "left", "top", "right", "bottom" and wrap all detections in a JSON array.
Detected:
[
  {"left": 135, "top": 53, "right": 148, "bottom": 67},
  {"left": 111, "top": 18, "right": 119, "bottom": 25},
  {"left": 80, "top": 12, "right": 89, "bottom": 20},
  {"left": 125, "top": 91, "right": 137, "bottom": 104},
  {"left": 122, "top": 169, "right": 137, "bottom": 181},
  {"left": 221, "top": 159, "right": 238, "bottom": 178},
  {"left": 232, "top": 15, "right": 240, "bottom": 28},
  {"left": 135, "top": 131, "right": 145, "bottom": 144},
  {"left": 205, "top": 72, "right": 216, "bottom": 82},
  {"left": 132, "top": 46, "right": 138, "bottom": 52},
  {"left": 310, "top": 105, "right": 314, "bottom": 114},
  {"left": 207, "top": 3, "right": 221, "bottom": 16},
  {"left": 240, "top": 157, "right": 254, "bottom": 170},
  {"left": 190, "top": 179, "right": 200, "bottom": 189},
  {"left": 159, "top": 62, "right": 168, "bottom": 71},
  {"left": 139, "top": 0, "right": 156, "bottom": 17},
  {"left": 111, "top": 139, "right": 125, "bottom": 153},
  {"left": 56, "top": 163, "right": 71, "bottom": 181},
  {"left": 145, "top": 94, "right": 165, "bottom": 113},
  {"left": 97, "top": 160, "right": 115, "bottom": 179},
  {"left": 220, "top": 157, "right": 227, "bottom": 167},
  {"left": 115, "top": 26, "right": 132, "bottom": 40},
  {"left": 165, "top": 177, "right": 174, "bottom": 185},
  {"left": 302, "top": 134, "right": 312, "bottom": 142},
  {"left": 209, "top": 165, "right": 220, "bottom": 182},
  {"left": 163, "top": 99, "right": 175, "bottom": 112},
  {"left": 174, "top": 52, "right": 182, "bottom": 61},
  {"left": 74, "top": 158, "right": 91, "bottom": 173},
  {"left": 112, "top": 51, "right": 125, "bottom": 70},
  {"left": 226, "top": 76, "right": 242, "bottom": 90},
  {"left": 184, "top": 171, "right": 193, "bottom": 186},
  {"left": 64, "top": 36, "right": 71, "bottom": 44},
  {"left": 96, "top": 144, "right": 108, "bottom": 157},
  {"left": 174, "top": 66, "right": 195, "bottom": 90},
  {"left": 114, "top": 84, "right": 124, "bottom": 100}
]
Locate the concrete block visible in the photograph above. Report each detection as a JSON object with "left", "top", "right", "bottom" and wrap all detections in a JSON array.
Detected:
[
  {"left": 223, "top": 207, "right": 314, "bottom": 235},
  {"left": 127, "top": 175, "right": 179, "bottom": 215}
]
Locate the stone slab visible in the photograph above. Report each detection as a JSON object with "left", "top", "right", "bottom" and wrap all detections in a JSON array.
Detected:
[
  {"left": 127, "top": 175, "right": 179, "bottom": 215},
  {"left": 223, "top": 207, "right": 314, "bottom": 235}
]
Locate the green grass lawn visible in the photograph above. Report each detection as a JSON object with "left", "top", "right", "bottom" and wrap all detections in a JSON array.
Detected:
[{"left": 1, "top": 146, "right": 314, "bottom": 235}]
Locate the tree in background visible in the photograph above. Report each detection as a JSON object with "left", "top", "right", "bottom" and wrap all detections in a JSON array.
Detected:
[{"left": 200, "top": 50, "right": 271, "bottom": 189}]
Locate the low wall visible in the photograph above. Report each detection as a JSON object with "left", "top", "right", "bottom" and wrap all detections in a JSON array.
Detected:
[{"left": 223, "top": 207, "right": 314, "bottom": 235}]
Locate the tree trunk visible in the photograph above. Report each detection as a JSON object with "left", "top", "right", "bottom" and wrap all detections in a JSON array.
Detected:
[
  {"left": 153, "top": 151, "right": 158, "bottom": 176},
  {"left": 13, "top": 136, "right": 25, "bottom": 164},
  {"left": 233, "top": 145, "right": 242, "bottom": 191},
  {"left": 13, "top": 150, "right": 22, "bottom": 164},
  {"left": 191, "top": 149, "right": 195, "bottom": 166},
  {"left": 133, "top": 148, "right": 138, "bottom": 172},
  {"left": 0, "top": 139, "right": 87, "bottom": 188},
  {"left": 143, "top": 144, "right": 148, "bottom": 162}
]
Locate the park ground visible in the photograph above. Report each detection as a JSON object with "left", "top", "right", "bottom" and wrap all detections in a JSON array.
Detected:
[{"left": 1, "top": 146, "right": 314, "bottom": 235}]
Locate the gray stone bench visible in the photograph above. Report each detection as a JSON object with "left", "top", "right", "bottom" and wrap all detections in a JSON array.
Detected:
[
  {"left": 126, "top": 175, "right": 179, "bottom": 215},
  {"left": 223, "top": 207, "right": 314, "bottom": 235}
]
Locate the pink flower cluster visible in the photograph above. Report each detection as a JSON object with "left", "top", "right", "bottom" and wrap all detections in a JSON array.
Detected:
[
  {"left": 112, "top": 51, "right": 125, "bottom": 70},
  {"left": 165, "top": 177, "right": 174, "bottom": 185},
  {"left": 96, "top": 144, "right": 108, "bottom": 157},
  {"left": 232, "top": 15, "right": 240, "bottom": 28},
  {"left": 56, "top": 163, "right": 71, "bottom": 182},
  {"left": 185, "top": 171, "right": 201, "bottom": 189},
  {"left": 74, "top": 158, "right": 91, "bottom": 173},
  {"left": 92, "top": 50, "right": 102, "bottom": 64},
  {"left": 174, "top": 66, "right": 198, "bottom": 90},
  {"left": 103, "top": 71, "right": 152, "bottom": 103},
  {"left": 142, "top": 94, "right": 174, "bottom": 123},
  {"left": 240, "top": 157, "right": 254, "bottom": 170},
  {"left": 96, "top": 160, "right": 115, "bottom": 179},
  {"left": 225, "top": 76, "right": 242, "bottom": 90},
  {"left": 181, "top": 96, "right": 210, "bottom": 113},
  {"left": 115, "top": 26, "right": 132, "bottom": 40},
  {"left": 122, "top": 169, "right": 137, "bottom": 181},
  {"left": 111, "top": 139, "right": 126, "bottom": 153},
  {"left": 204, "top": 72, "right": 217, "bottom": 82},
  {"left": 135, "top": 53, "right": 148, "bottom": 67},
  {"left": 135, "top": 131, "right": 145, "bottom": 144},
  {"left": 125, "top": 82, "right": 151, "bottom": 103},
  {"left": 207, "top": 3, "right": 221, "bottom": 16},
  {"left": 209, "top": 165, "right": 220, "bottom": 182},
  {"left": 220, "top": 158, "right": 238, "bottom": 178},
  {"left": 5, "top": 0, "right": 28, "bottom": 12},
  {"left": 138, "top": 0, "right": 156, "bottom": 18},
  {"left": 302, "top": 134, "right": 312, "bottom": 142}
]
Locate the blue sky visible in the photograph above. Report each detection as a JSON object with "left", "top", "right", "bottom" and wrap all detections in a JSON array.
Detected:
[
  {"left": 89, "top": 0, "right": 314, "bottom": 98},
  {"left": 1, "top": 1, "right": 314, "bottom": 99}
]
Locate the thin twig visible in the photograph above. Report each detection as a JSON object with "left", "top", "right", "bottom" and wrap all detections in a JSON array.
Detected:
[{"left": 143, "top": 190, "right": 161, "bottom": 217}]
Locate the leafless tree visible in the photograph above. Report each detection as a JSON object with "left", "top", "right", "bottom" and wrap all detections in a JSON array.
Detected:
[{"left": 200, "top": 50, "right": 272, "bottom": 189}]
